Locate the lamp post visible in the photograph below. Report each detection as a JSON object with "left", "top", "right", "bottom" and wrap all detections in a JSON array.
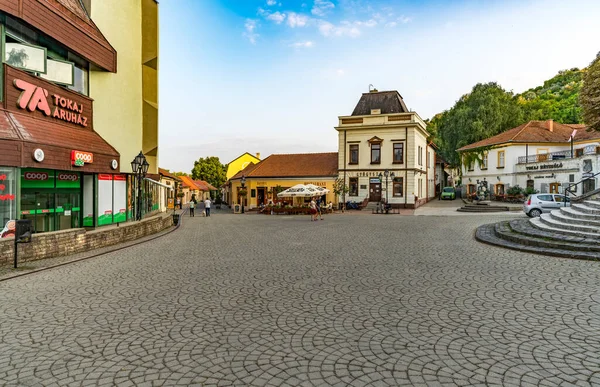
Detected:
[
  {"left": 130, "top": 151, "right": 149, "bottom": 221},
  {"left": 378, "top": 169, "right": 395, "bottom": 205},
  {"left": 240, "top": 175, "right": 246, "bottom": 214}
]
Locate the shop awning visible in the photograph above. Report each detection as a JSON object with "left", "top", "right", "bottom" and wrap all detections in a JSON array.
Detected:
[
  {"left": 144, "top": 177, "right": 173, "bottom": 190},
  {"left": 0, "top": 110, "right": 120, "bottom": 173}
]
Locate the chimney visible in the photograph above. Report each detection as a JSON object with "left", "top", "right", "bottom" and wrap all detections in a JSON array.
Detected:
[
  {"left": 547, "top": 119, "right": 553, "bottom": 132},
  {"left": 256, "top": 152, "right": 261, "bottom": 159}
]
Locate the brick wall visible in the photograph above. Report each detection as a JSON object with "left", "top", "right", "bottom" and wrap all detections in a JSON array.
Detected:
[{"left": 0, "top": 214, "right": 173, "bottom": 265}]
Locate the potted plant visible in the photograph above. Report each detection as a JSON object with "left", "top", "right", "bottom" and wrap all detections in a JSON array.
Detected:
[{"left": 238, "top": 189, "right": 248, "bottom": 197}]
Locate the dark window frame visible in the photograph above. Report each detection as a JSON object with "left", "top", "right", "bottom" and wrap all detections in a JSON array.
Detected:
[
  {"left": 393, "top": 142, "right": 404, "bottom": 164},
  {"left": 349, "top": 177, "right": 359, "bottom": 196},
  {"left": 371, "top": 143, "right": 381, "bottom": 164},
  {"left": 349, "top": 144, "right": 359, "bottom": 165},
  {"left": 393, "top": 177, "right": 403, "bottom": 197}
]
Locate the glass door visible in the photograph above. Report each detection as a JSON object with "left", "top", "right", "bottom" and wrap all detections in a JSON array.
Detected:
[{"left": 55, "top": 191, "right": 81, "bottom": 230}]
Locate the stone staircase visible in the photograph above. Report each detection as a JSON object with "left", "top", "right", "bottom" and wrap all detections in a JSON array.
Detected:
[
  {"left": 363, "top": 202, "right": 379, "bottom": 212},
  {"left": 457, "top": 203, "right": 510, "bottom": 213},
  {"left": 475, "top": 198, "right": 600, "bottom": 260}
]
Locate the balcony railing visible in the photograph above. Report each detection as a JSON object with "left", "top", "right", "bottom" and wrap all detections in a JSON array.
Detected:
[{"left": 517, "top": 145, "right": 600, "bottom": 164}]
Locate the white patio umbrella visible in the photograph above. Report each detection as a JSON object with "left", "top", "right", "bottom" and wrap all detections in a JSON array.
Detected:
[{"left": 277, "top": 184, "right": 326, "bottom": 198}]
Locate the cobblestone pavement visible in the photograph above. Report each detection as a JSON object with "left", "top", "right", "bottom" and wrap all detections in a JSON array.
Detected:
[{"left": 1, "top": 211, "right": 600, "bottom": 386}]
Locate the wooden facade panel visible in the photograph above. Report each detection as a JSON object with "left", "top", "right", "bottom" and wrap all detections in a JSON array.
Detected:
[
  {"left": 4, "top": 65, "right": 94, "bottom": 129},
  {"left": 0, "top": 0, "right": 116, "bottom": 72},
  {"left": 21, "top": 142, "right": 118, "bottom": 173},
  {"left": 0, "top": 139, "right": 21, "bottom": 166},
  {"left": 0, "top": 0, "right": 19, "bottom": 15}
]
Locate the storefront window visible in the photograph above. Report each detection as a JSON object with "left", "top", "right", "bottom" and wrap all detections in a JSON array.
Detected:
[
  {"left": 0, "top": 168, "right": 17, "bottom": 231},
  {"left": 20, "top": 169, "right": 82, "bottom": 233}
]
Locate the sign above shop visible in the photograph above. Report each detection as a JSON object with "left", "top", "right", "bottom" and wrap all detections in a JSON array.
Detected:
[
  {"left": 14, "top": 79, "right": 89, "bottom": 127},
  {"left": 5, "top": 65, "right": 93, "bottom": 129},
  {"left": 525, "top": 162, "right": 563, "bottom": 171},
  {"left": 71, "top": 151, "right": 93, "bottom": 167}
]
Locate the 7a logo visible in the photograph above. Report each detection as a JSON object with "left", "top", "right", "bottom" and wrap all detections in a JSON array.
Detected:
[{"left": 14, "top": 79, "right": 51, "bottom": 116}]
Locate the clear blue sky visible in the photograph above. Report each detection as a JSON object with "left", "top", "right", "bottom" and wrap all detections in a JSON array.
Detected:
[{"left": 158, "top": 0, "right": 600, "bottom": 172}]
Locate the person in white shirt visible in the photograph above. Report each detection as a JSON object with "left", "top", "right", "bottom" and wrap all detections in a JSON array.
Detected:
[{"left": 204, "top": 198, "right": 212, "bottom": 217}]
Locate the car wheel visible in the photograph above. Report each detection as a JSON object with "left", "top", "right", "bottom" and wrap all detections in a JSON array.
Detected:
[{"left": 529, "top": 209, "right": 542, "bottom": 218}]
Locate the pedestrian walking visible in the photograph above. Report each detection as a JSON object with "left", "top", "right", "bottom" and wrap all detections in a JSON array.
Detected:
[
  {"left": 309, "top": 197, "right": 318, "bottom": 221},
  {"left": 198, "top": 199, "right": 205, "bottom": 217},
  {"left": 204, "top": 198, "right": 212, "bottom": 217},
  {"left": 316, "top": 196, "right": 323, "bottom": 220},
  {"left": 189, "top": 199, "right": 195, "bottom": 217}
]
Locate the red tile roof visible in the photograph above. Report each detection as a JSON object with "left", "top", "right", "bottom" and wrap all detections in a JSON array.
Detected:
[
  {"left": 159, "top": 168, "right": 182, "bottom": 181},
  {"left": 457, "top": 121, "right": 595, "bottom": 151},
  {"left": 178, "top": 176, "right": 201, "bottom": 190},
  {"left": 230, "top": 153, "right": 338, "bottom": 180}
]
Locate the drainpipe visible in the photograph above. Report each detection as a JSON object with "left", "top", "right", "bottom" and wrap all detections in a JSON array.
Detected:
[
  {"left": 405, "top": 126, "right": 408, "bottom": 208},
  {"left": 343, "top": 130, "right": 347, "bottom": 212}
]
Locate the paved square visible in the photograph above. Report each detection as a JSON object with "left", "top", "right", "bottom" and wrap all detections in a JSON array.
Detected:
[{"left": 1, "top": 211, "right": 599, "bottom": 386}]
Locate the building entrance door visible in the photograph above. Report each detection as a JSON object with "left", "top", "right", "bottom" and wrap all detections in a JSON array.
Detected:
[
  {"left": 583, "top": 178, "right": 596, "bottom": 194},
  {"left": 257, "top": 188, "right": 266, "bottom": 206},
  {"left": 369, "top": 182, "right": 381, "bottom": 202},
  {"left": 55, "top": 191, "right": 81, "bottom": 230},
  {"left": 21, "top": 191, "right": 56, "bottom": 233}
]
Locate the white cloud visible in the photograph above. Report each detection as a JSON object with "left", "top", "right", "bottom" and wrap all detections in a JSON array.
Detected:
[
  {"left": 386, "top": 21, "right": 397, "bottom": 28},
  {"left": 318, "top": 20, "right": 364, "bottom": 38},
  {"left": 398, "top": 15, "right": 412, "bottom": 24},
  {"left": 266, "top": 0, "right": 277, "bottom": 5},
  {"left": 287, "top": 12, "right": 309, "bottom": 27},
  {"left": 336, "top": 68, "right": 345, "bottom": 76},
  {"left": 290, "top": 41, "right": 315, "bottom": 48},
  {"left": 243, "top": 19, "right": 259, "bottom": 44},
  {"left": 268, "top": 11, "right": 287, "bottom": 23},
  {"left": 312, "top": 0, "right": 335, "bottom": 17}
]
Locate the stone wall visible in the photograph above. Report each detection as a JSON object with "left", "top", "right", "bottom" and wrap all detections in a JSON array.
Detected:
[{"left": 0, "top": 214, "right": 174, "bottom": 266}]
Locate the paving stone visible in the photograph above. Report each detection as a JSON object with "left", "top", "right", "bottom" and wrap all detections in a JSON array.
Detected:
[{"left": 0, "top": 211, "right": 598, "bottom": 385}]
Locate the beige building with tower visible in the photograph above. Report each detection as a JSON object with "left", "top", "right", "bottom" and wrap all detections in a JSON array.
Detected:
[{"left": 336, "top": 89, "right": 436, "bottom": 208}]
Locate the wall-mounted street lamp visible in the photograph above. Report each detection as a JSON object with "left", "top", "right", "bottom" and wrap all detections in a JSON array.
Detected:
[{"left": 131, "top": 151, "right": 149, "bottom": 221}]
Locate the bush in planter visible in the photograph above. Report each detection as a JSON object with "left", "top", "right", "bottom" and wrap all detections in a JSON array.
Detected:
[
  {"left": 524, "top": 187, "right": 538, "bottom": 195},
  {"left": 506, "top": 185, "right": 524, "bottom": 196}
]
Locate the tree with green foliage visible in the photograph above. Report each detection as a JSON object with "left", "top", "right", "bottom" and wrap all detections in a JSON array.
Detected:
[
  {"left": 517, "top": 68, "right": 584, "bottom": 124},
  {"left": 581, "top": 52, "right": 600, "bottom": 131},
  {"left": 191, "top": 156, "right": 227, "bottom": 189},
  {"left": 173, "top": 172, "right": 189, "bottom": 177},
  {"left": 436, "top": 82, "right": 523, "bottom": 166}
]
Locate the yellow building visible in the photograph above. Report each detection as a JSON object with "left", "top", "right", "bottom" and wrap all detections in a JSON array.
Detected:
[
  {"left": 226, "top": 152, "right": 261, "bottom": 180},
  {"left": 87, "top": 0, "right": 159, "bottom": 174},
  {"left": 228, "top": 153, "right": 338, "bottom": 209},
  {"left": 336, "top": 89, "right": 436, "bottom": 208}
]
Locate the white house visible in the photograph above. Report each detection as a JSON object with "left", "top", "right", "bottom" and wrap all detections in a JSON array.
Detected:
[
  {"left": 457, "top": 120, "right": 600, "bottom": 196},
  {"left": 336, "top": 89, "right": 436, "bottom": 208}
]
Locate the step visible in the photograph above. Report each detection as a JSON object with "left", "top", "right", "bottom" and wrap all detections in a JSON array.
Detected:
[
  {"left": 583, "top": 200, "right": 600, "bottom": 209},
  {"left": 531, "top": 216, "right": 600, "bottom": 238},
  {"left": 494, "top": 221, "right": 600, "bottom": 253},
  {"left": 549, "top": 211, "right": 600, "bottom": 228},
  {"left": 571, "top": 203, "right": 600, "bottom": 215},
  {"left": 509, "top": 219, "right": 600, "bottom": 243},
  {"left": 476, "top": 223, "right": 600, "bottom": 260},
  {"left": 457, "top": 207, "right": 509, "bottom": 212},
  {"left": 559, "top": 207, "right": 600, "bottom": 221}
]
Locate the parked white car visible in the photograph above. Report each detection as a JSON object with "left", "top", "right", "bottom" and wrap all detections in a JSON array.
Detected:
[{"left": 523, "top": 194, "right": 571, "bottom": 217}]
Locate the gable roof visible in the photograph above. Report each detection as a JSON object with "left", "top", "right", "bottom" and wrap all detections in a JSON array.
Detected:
[
  {"left": 178, "top": 175, "right": 202, "bottom": 190},
  {"left": 351, "top": 90, "right": 409, "bottom": 116},
  {"left": 230, "top": 153, "right": 338, "bottom": 180},
  {"left": 457, "top": 121, "right": 593, "bottom": 151},
  {"left": 227, "top": 152, "right": 260, "bottom": 164},
  {"left": 194, "top": 180, "right": 218, "bottom": 191},
  {"left": 158, "top": 168, "right": 181, "bottom": 181}
]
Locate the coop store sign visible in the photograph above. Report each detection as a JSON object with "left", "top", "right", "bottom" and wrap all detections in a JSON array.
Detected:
[
  {"left": 71, "top": 150, "right": 93, "bottom": 166},
  {"left": 21, "top": 169, "right": 55, "bottom": 189},
  {"left": 14, "top": 79, "right": 89, "bottom": 127}
]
